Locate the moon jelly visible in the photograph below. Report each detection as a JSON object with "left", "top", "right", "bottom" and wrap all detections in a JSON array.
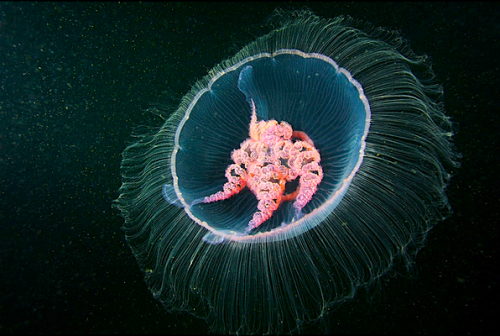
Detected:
[{"left": 116, "top": 10, "right": 459, "bottom": 334}]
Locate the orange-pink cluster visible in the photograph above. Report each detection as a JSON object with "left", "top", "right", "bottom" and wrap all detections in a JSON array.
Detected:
[{"left": 203, "top": 99, "right": 323, "bottom": 232}]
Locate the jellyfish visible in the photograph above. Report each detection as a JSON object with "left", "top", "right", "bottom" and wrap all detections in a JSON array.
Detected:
[{"left": 116, "top": 10, "right": 459, "bottom": 335}]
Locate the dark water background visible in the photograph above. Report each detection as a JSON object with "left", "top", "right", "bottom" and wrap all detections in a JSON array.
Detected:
[{"left": 0, "top": 2, "right": 498, "bottom": 334}]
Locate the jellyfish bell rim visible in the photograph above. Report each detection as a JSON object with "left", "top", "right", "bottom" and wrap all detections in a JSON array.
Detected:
[{"left": 170, "top": 49, "right": 371, "bottom": 244}]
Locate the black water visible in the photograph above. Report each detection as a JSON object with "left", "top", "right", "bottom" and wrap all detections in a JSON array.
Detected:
[{"left": 1, "top": 2, "right": 498, "bottom": 334}]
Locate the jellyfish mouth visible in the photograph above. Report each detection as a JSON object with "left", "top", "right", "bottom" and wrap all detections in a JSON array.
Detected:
[{"left": 198, "top": 98, "right": 323, "bottom": 235}]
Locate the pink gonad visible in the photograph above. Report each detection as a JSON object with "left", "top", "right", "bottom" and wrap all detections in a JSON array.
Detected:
[{"left": 203, "top": 99, "right": 323, "bottom": 233}]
